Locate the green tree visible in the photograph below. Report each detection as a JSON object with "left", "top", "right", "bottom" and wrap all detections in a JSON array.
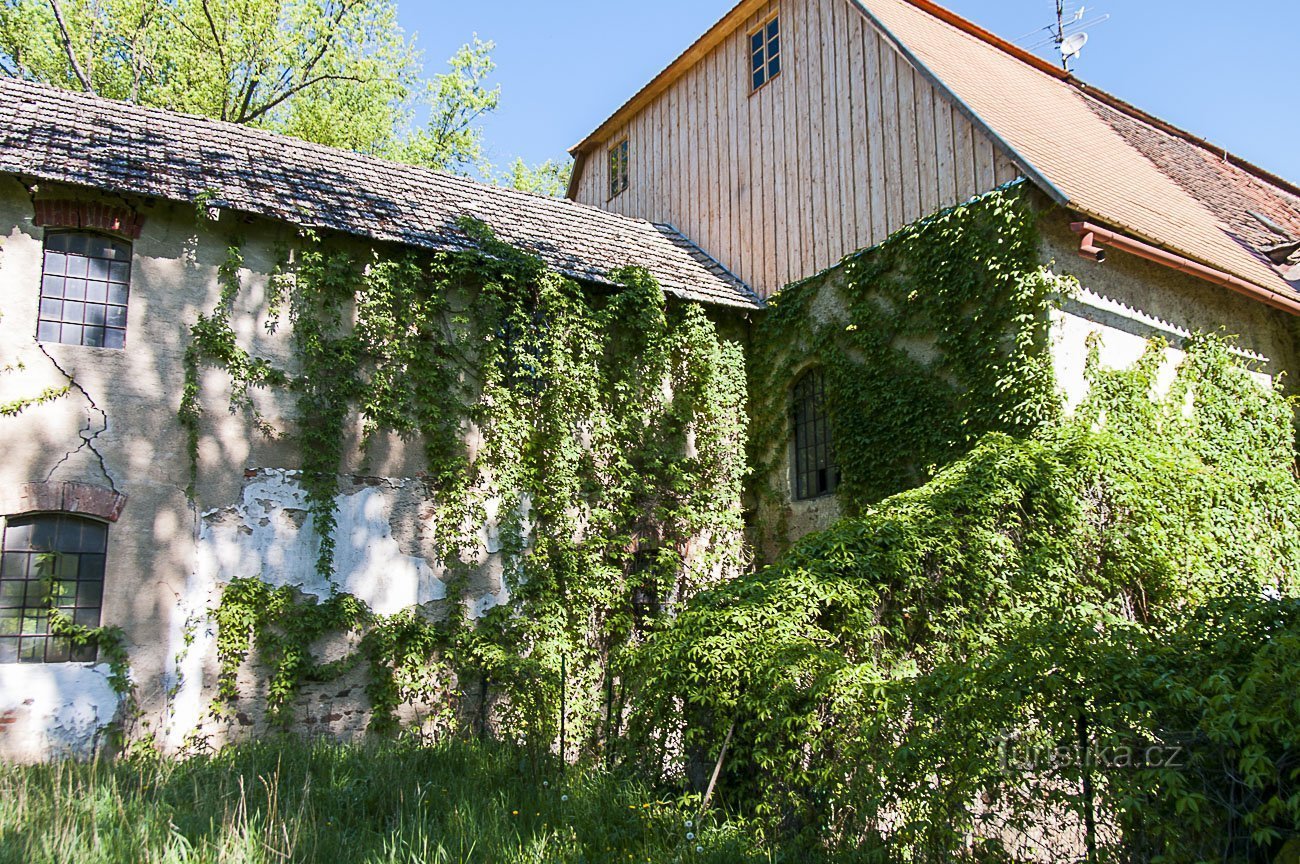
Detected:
[
  {"left": 0, "top": 0, "right": 499, "bottom": 174},
  {"left": 499, "top": 157, "right": 572, "bottom": 198}
]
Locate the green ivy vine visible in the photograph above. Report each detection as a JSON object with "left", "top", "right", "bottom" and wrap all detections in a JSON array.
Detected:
[
  {"left": 185, "top": 219, "right": 748, "bottom": 749},
  {"left": 748, "top": 182, "right": 1071, "bottom": 546}
]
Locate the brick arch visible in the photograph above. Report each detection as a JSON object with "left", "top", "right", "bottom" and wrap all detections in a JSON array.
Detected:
[
  {"left": 33, "top": 198, "right": 144, "bottom": 239},
  {"left": 0, "top": 481, "right": 127, "bottom": 522}
]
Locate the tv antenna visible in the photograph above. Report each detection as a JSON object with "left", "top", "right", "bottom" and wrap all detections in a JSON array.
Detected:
[{"left": 1014, "top": 2, "right": 1109, "bottom": 71}]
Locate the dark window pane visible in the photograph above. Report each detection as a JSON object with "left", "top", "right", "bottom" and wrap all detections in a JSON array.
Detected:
[
  {"left": 768, "top": 18, "right": 779, "bottom": 39},
  {"left": 79, "top": 523, "right": 107, "bottom": 554},
  {"left": 29, "top": 520, "right": 58, "bottom": 551},
  {"left": 107, "top": 283, "right": 128, "bottom": 305},
  {"left": 751, "top": 31, "right": 763, "bottom": 52},
  {"left": 752, "top": 51, "right": 764, "bottom": 72},
  {"left": 103, "top": 328, "right": 126, "bottom": 350},
  {"left": 106, "top": 306, "right": 127, "bottom": 328},
  {"left": 73, "top": 608, "right": 100, "bottom": 628},
  {"left": 769, "top": 55, "right": 781, "bottom": 77},
  {"left": 87, "top": 257, "right": 111, "bottom": 280},
  {"left": 82, "top": 327, "right": 106, "bottom": 348},
  {"left": 71, "top": 643, "right": 97, "bottom": 663},
  {"left": 753, "top": 70, "right": 765, "bottom": 90},
  {"left": 0, "top": 638, "right": 15, "bottom": 663},
  {"left": 0, "top": 609, "right": 19, "bottom": 636},
  {"left": 66, "top": 234, "right": 89, "bottom": 255},
  {"left": 109, "top": 262, "right": 130, "bottom": 282},
  {"left": 84, "top": 304, "right": 106, "bottom": 326},
  {"left": 0, "top": 580, "right": 25, "bottom": 606},
  {"left": 77, "top": 581, "right": 103, "bottom": 608},
  {"left": 45, "top": 233, "right": 68, "bottom": 252},
  {"left": 18, "top": 639, "right": 43, "bottom": 662},
  {"left": 44, "top": 639, "right": 70, "bottom": 663}
]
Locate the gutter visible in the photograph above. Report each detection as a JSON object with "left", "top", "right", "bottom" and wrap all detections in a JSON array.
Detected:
[{"left": 1070, "top": 221, "right": 1300, "bottom": 316}]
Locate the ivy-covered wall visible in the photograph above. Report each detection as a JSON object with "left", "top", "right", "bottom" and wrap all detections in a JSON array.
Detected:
[
  {"left": 0, "top": 179, "right": 750, "bottom": 758},
  {"left": 748, "top": 184, "right": 1070, "bottom": 557}
]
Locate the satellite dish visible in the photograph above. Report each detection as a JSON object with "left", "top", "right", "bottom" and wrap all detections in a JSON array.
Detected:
[{"left": 1061, "top": 31, "right": 1089, "bottom": 61}]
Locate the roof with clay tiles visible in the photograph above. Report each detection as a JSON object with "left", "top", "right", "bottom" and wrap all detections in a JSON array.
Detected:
[{"left": 0, "top": 77, "right": 761, "bottom": 310}]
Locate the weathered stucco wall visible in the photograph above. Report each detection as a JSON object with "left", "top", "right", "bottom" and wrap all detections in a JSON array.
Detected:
[
  {"left": 0, "top": 178, "right": 748, "bottom": 760},
  {"left": 1041, "top": 215, "right": 1298, "bottom": 404}
]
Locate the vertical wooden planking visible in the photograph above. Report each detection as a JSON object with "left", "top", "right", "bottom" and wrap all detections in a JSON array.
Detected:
[
  {"left": 833, "top": 0, "right": 855, "bottom": 256},
  {"left": 933, "top": 94, "right": 956, "bottom": 207},
  {"left": 847, "top": 8, "right": 871, "bottom": 255},
  {"left": 762, "top": 2, "right": 779, "bottom": 295},
  {"left": 770, "top": 28, "right": 788, "bottom": 288},
  {"left": 819, "top": 0, "right": 843, "bottom": 270},
  {"left": 806, "top": 0, "right": 827, "bottom": 272},
  {"left": 974, "top": 133, "right": 996, "bottom": 191},
  {"left": 795, "top": 0, "right": 817, "bottom": 280},
  {"left": 780, "top": 0, "right": 801, "bottom": 286},
  {"left": 736, "top": 24, "right": 754, "bottom": 292},
  {"left": 733, "top": 25, "right": 743, "bottom": 279},
  {"left": 897, "top": 63, "right": 920, "bottom": 225},
  {"left": 668, "top": 83, "right": 682, "bottom": 228},
  {"left": 703, "top": 46, "right": 718, "bottom": 258},
  {"left": 865, "top": 24, "right": 888, "bottom": 245},
  {"left": 880, "top": 43, "right": 903, "bottom": 235},
  {"left": 994, "top": 150, "right": 1019, "bottom": 185},
  {"left": 952, "top": 109, "right": 976, "bottom": 201},
  {"left": 916, "top": 72, "right": 938, "bottom": 218}
]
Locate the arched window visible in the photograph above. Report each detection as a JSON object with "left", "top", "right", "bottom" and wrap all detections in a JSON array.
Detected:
[
  {"left": 0, "top": 514, "right": 107, "bottom": 663},
  {"left": 791, "top": 368, "right": 838, "bottom": 500},
  {"left": 37, "top": 231, "right": 132, "bottom": 349}
]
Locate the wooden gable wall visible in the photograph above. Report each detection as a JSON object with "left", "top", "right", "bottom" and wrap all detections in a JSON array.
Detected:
[{"left": 570, "top": 0, "right": 1021, "bottom": 299}]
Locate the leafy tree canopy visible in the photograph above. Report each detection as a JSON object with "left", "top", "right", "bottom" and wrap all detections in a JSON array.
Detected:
[{"left": 0, "top": 0, "right": 560, "bottom": 181}]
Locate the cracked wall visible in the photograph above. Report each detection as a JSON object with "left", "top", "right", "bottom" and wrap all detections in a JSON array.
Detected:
[
  {"left": 0, "top": 178, "right": 747, "bottom": 758},
  {"left": 0, "top": 179, "right": 551, "bottom": 758}
]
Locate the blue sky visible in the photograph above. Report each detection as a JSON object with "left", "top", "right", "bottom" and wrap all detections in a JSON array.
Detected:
[{"left": 398, "top": 1, "right": 1300, "bottom": 183}]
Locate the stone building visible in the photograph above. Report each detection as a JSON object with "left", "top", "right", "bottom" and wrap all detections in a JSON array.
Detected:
[{"left": 2, "top": 0, "right": 1300, "bottom": 760}]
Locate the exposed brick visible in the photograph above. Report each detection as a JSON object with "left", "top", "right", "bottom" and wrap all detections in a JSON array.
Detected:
[
  {"left": 32, "top": 197, "right": 145, "bottom": 241},
  {"left": 0, "top": 481, "right": 126, "bottom": 522}
]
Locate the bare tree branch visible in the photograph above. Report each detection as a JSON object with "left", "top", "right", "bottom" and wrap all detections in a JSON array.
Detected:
[
  {"left": 46, "top": 0, "right": 94, "bottom": 92},
  {"left": 238, "top": 73, "right": 364, "bottom": 123}
]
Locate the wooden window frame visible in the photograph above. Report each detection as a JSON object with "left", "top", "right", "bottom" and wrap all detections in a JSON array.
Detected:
[
  {"left": 748, "top": 12, "right": 782, "bottom": 94},
  {"left": 608, "top": 138, "right": 630, "bottom": 200},
  {"left": 791, "top": 368, "right": 839, "bottom": 501}
]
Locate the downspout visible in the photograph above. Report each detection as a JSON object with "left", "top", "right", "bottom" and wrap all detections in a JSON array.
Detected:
[{"left": 1070, "top": 221, "right": 1300, "bottom": 316}]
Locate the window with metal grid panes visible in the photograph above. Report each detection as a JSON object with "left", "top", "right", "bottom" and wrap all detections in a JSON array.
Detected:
[
  {"left": 791, "top": 368, "right": 838, "bottom": 500},
  {"left": 0, "top": 514, "right": 107, "bottom": 663},
  {"left": 37, "top": 231, "right": 131, "bottom": 349}
]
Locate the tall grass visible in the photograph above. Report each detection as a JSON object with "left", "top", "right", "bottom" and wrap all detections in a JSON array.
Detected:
[{"left": 0, "top": 737, "right": 823, "bottom": 863}]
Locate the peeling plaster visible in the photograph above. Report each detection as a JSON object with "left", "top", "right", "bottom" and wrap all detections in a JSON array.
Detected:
[
  {"left": 165, "top": 470, "right": 458, "bottom": 746},
  {"left": 0, "top": 664, "right": 121, "bottom": 761}
]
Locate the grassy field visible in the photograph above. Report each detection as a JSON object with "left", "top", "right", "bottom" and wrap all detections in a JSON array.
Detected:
[{"left": 0, "top": 738, "right": 825, "bottom": 864}]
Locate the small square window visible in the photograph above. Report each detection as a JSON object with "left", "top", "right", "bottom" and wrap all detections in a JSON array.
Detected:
[
  {"left": 37, "top": 231, "right": 131, "bottom": 349},
  {"left": 749, "top": 14, "right": 782, "bottom": 93},
  {"left": 608, "top": 138, "right": 630, "bottom": 200}
]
